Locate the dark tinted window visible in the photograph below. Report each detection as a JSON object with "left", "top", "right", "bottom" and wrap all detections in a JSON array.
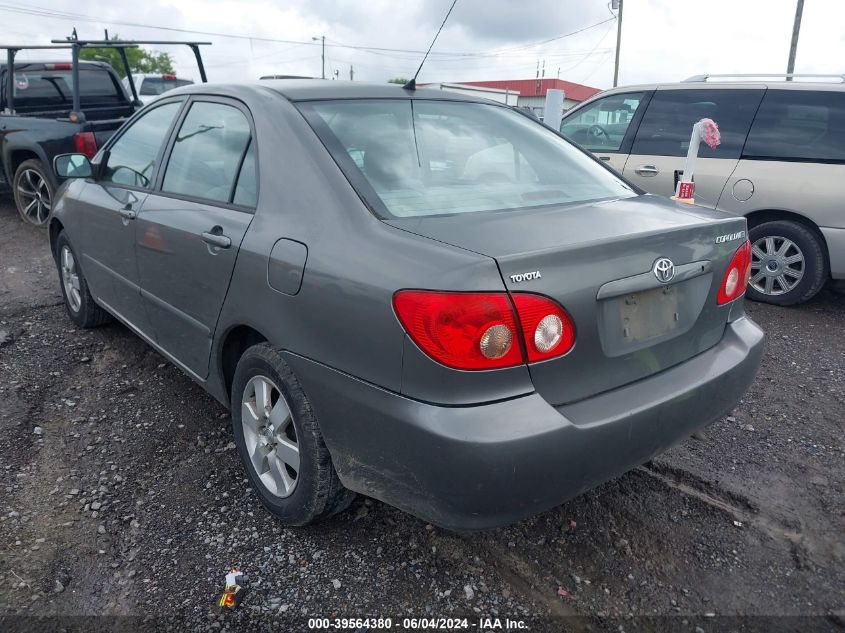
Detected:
[
  {"left": 5, "top": 68, "right": 125, "bottom": 109},
  {"left": 139, "top": 77, "right": 193, "bottom": 96},
  {"left": 744, "top": 90, "right": 845, "bottom": 161},
  {"left": 162, "top": 102, "right": 252, "bottom": 203},
  {"left": 233, "top": 140, "right": 257, "bottom": 207},
  {"left": 561, "top": 92, "right": 646, "bottom": 152},
  {"left": 632, "top": 89, "right": 764, "bottom": 158},
  {"left": 102, "top": 102, "right": 181, "bottom": 187}
]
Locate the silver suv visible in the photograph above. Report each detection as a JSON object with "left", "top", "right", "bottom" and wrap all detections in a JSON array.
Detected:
[{"left": 560, "top": 75, "right": 845, "bottom": 305}]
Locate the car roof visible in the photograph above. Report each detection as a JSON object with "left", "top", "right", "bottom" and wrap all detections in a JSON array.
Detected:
[
  {"left": 588, "top": 80, "right": 845, "bottom": 97},
  {"left": 168, "top": 79, "right": 495, "bottom": 103}
]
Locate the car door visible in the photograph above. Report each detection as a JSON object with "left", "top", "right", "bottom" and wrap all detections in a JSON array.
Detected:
[
  {"left": 77, "top": 99, "right": 184, "bottom": 330},
  {"left": 622, "top": 87, "right": 765, "bottom": 208},
  {"left": 135, "top": 97, "right": 258, "bottom": 379},
  {"left": 559, "top": 90, "right": 652, "bottom": 173}
]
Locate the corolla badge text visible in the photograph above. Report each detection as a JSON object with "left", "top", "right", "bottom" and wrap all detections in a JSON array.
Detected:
[
  {"left": 715, "top": 230, "right": 745, "bottom": 244},
  {"left": 510, "top": 271, "right": 542, "bottom": 283}
]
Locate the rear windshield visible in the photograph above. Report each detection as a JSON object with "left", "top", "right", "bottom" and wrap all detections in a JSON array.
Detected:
[
  {"left": 4, "top": 67, "right": 125, "bottom": 109},
  {"left": 301, "top": 99, "right": 635, "bottom": 218},
  {"left": 139, "top": 77, "right": 193, "bottom": 96}
]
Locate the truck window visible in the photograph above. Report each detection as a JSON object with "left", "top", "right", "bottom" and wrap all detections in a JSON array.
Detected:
[
  {"left": 743, "top": 90, "right": 845, "bottom": 162},
  {"left": 139, "top": 77, "right": 192, "bottom": 96},
  {"left": 5, "top": 67, "right": 125, "bottom": 109},
  {"left": 631, "top": 89, "right": 764, "bottom": 159}
]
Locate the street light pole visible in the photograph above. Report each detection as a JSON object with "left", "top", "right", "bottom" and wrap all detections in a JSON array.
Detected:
[
  {"left": 612, "top": 0, "right": 623, "bottom": 88},
  {"left": 786, "top": 0, "right": 804, "bottom": 81},
  {"left": 312, "top": 35, "right": 326, "bottom": 79}
]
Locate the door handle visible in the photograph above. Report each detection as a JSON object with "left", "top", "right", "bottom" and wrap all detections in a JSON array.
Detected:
[
  {"left": 634, "top": 165, "right": 659, "bottom": 176},
  {"left": 117, "top": 207, "right": 136, "bottom": 220},
  {"left": 598, "top": 156, "right": 611, "bottom": 161},
  {"left": 202, "top": 230, "right": 232, "bottom": 249}
]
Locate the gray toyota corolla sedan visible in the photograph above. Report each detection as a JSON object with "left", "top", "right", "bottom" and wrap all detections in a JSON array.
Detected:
[{"left": 48, "top": 81, "right": 764, "bottom": 530}]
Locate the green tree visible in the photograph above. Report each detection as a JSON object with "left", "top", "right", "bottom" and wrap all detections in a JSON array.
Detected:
[
  {"left": 387, "top": 77, "right": 409, "bottom": 84},
  {"left": 79, "top": 35, "right": 175, "bottom": 79}
]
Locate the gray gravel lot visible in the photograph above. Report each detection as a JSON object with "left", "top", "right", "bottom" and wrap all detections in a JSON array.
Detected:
[{"left": 0, "top": 197, "right": 843, "bottom": 631}]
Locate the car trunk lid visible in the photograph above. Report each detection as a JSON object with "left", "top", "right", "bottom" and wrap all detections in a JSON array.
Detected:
[{"left": 385, "top": 194, "right": 748, "bottom": 404}]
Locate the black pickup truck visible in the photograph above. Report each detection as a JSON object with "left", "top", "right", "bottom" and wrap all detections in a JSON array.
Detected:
[
  {"left": 1, "top": 38, "right": 209, "bottom": 226},
  {"left": 0, "top": 60, "right": 136, "bottom": 225}
]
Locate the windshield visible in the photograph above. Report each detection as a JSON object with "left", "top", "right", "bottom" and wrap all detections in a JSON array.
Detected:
[
  {"left": 139, "top": 77, "right": 193, "bottom": 96},
  {"left": 302, "top": 99, "right": 635, "bottom": 218}
]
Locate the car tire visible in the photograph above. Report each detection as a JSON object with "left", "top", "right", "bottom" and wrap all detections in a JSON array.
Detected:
[
  {"left": 231, "top": 343, "right": 354, "bottom": 525},
  {"left": 13, "top": 159, "right": 56, "bottom": 227},
  {"left": 55, "top": 232, "right": 112, "bottom": 328},
  {"left": 746, "top": 220, "right": 828, "bottom": 306}
]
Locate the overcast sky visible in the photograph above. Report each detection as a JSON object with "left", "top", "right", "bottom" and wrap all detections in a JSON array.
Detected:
[{"left": 4, "top": 0, "right": 844, "bottom": 89}]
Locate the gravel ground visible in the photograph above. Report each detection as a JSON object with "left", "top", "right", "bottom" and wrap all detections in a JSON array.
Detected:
[{"left": 0, "top": 197, "right": 843, "bottom": 632}]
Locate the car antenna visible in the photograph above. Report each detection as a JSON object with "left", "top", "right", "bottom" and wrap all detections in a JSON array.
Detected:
[{"left": 403, "top": 0, "right": 459, "bottom": 91}]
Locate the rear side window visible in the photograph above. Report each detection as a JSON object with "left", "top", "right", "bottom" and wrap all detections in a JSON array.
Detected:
[
  {"left": 102, "top": 101, "right": 182, "bottom": 187},
  {"left": 632, "top": 89, "right": 764, "bottom": 159},
  {"left": 162, "top": 102, "right": 253, "bottom": 204},
  {"left": 744, "top": 90, "right": 845, "bottom": 162},
  {"left": 6, "top": 68, "right": 125, "bottom": 108},
  {"left": 560, "top": 92, "right": 647, "bottom": 152}
]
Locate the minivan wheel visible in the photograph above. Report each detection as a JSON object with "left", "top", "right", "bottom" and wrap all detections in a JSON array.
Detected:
[
  {"left": 747, "top": 220, "right": 828, "bottom": 306},
  {"left": 231, "top": 344, "right": 354, "bottom": 525},
  {"left": 55, "top": 232, "right": 112, "bottom": 328},
  {"left": 13, "top": 159, "right": 55, "bottom": 227}
]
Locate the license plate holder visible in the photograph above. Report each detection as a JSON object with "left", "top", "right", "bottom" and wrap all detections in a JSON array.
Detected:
[{"left": 618, "top": 284, "right": 680, "bottom": 343}]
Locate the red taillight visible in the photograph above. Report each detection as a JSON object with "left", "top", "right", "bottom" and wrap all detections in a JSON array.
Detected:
[
  {"left": 393, "top": 291, "right": 523, "bottom": 370},
  {"left": 161, "top": 74, "right": 177, "bottom": 80},
  {"left": 45, "top": 63, "right": 72, "bottom": 70},
  {"left": 511, "top": 293, "right": 576, "bottom": 362},
  {"left": 393, "top": 290, "right": 575, "bottom": 370},
  {"left": 74, "top": 132, "right": 98, "bottom": 160},
  {"left": 717, "top": 240, "right": 752, "bottom": 305}
]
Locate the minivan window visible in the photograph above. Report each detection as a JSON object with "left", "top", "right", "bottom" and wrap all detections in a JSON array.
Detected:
[
  {"left": 560, "top": 92, "right": 646, "bottom": 152},
  {"left": 631, "top": 89, "right": 764, "bottom": 159},
  {"left": 102, "top": 101, "right": 181, "bottom": 188},
  {"left": 139, "top": 77, "right": 192, "bottom": 96},
  {"left": 162, "top": 101, "right": 252, "bottom": 204},
  {"left": 744, "top": 90, "right": 845, "bottom": 162},
  {"left": 304, "top": 100, "right": 635, "bottom": 218}
]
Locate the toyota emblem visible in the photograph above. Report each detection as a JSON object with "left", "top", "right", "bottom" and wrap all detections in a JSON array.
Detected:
[{"left": 653, "top": 258, "right": 675, "bottom": 283}]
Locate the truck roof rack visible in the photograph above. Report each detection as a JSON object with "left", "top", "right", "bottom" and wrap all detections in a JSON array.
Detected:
[
  {"left": 52, "top": 37, "right": 212, "bottom": 110},
  {"left": 2, "top": 36, "right": 211, "bottom": 118},
  {"left": 684, "top": 73, "right": 845, "bottom": 83}
]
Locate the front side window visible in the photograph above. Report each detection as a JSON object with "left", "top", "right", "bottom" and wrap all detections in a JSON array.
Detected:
[
  {"left": 162, "top": 101, "right": 252, "bottom": 203},
  {"left": 631, "top": 89, "right": 764, "bottom": 159},
  {"left": 744, "top": 90, "right": 845, "bottom": 162},
  {"left": 560, "top": 92, "right": 646, "bottom": 152},
  {"left": 102, "top": 101, "right": 181, "bottom": 187},
  {"left": 304, "top": 100, "right": 634, "bottom": 218}
]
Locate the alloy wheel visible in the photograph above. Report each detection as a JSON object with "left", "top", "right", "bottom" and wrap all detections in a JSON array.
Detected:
[
  {"left": 749, "top": 235, "right": 805, "bottom": 296},
  {"left": 16, "top": 169, "right": 52, "bottom": 225},
  {"left": 60, "top": 246, "right": 82, "bottom": 313},
  {"left": 240, "top": 375, "right": 300, "bottom": 498}
]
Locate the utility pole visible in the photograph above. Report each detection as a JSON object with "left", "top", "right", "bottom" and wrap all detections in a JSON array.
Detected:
[
  {"left": 312, "top": 35, "right": 326, "bottom": 79},
  {"left": 612, "top": 0, "right": 623, "bottom": 87},
  {"left": 786, "top": 0, "right": 804, "bottom": 81}
]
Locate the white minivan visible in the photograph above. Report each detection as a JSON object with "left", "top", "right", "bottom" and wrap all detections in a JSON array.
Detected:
[{"left": 560, "top": 76, "right": 845, "bottom": 305}]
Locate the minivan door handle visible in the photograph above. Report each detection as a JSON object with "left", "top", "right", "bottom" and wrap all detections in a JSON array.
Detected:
[
  {"left": 634, "top": 165, "right": 659, "bottom": 176},
  {"left": 202, "top": 228, "right": 232, "bottom": 249}
]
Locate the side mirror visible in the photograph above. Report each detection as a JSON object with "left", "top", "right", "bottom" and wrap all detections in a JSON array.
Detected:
[{"left": 54, "top": 154, "right": 93, "bottom": 179}]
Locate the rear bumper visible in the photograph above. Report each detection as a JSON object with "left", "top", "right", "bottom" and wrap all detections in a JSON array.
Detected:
[{"left": 285, "top": 316, "right": 764, "bottom": 530}]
